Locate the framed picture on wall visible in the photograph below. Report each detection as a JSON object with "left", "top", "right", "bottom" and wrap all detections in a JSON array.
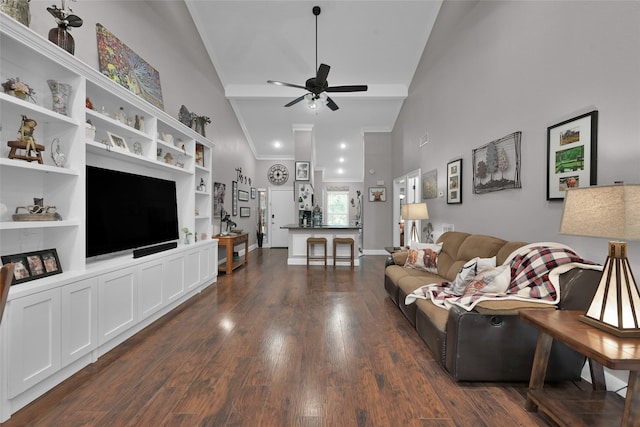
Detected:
[
  {"left": 232, "top": 180, "right": 238, "bottom": 216},
  {"left": 546, "top": 111, "right": 598, "bottom": 200},
  {"left": 472, "top": 131, "right": 522, "bottom": 194},
  {"left": 295, "top": 161, "right": 310, "bottom": 181},
  {"left": 251, "top": 187, "right": 256, "bottom": 199},
  {"left": 368, "top": 187, "right": 386, "bottom": 202},
  {"left": 238, "top": 190, "right": 249, "bottom": 202},
  {"left": 240, "top": 206, "right": 250, "bottom": 217},
  {"left": 447, "top": 159, "right": 462, "bottom": 204},
  {"left": 422, "top": 169, "right": 437, "bottom": 199}
]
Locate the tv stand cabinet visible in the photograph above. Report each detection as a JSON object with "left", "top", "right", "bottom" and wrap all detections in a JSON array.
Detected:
[{"left": 0, "top": 18, "right": 218, "bottom": 422}]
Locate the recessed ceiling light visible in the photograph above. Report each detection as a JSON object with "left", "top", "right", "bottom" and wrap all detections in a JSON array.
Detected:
[
  {"left": 274, "top": 141, "right": 281, "bottom": 148},
  {"left": 340, "top": 143, "right": 346, "bottom": 149},
  {"left": 339, "top": 157, "right": 344, "bottom": 163},
  {"left": 338, "top": 168, "right": 343, "bottom": 174}
]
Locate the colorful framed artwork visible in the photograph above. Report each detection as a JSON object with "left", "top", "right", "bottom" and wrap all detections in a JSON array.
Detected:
[
  {"left": 96, "top": 23, "right": 164, "bottom": 109},
  {"left": 368, "top": 187, "right": 386, "bottom": 202},
  {"left": 295, "top": 161, "right": 310, "bottom": 181},
  {"left": 547, "top": 111, "right": 598, "bottom": 200},
  {"left": 422, "top": 169, "right": 437, "bottom": 199},
  {"left": 472, "top": 131, "right": 522, "bottom": 194},
  {"left": 447, "top": 159, "right": 462, "bottom": 204},
  {"left": 2, "top": 249, "right": 62, "bottom": 285}
]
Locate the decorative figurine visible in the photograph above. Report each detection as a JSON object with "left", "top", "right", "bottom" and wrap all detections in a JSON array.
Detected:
[
  {"left": 7, "top": 115, "right": 44, "bottom": 164},
  {"left": 50, "top": 138, "right": 66, "bottom": 167},
  {"left": 134, "top": 115, "right": 145, "bottom": 132},
  {"left": 46, "top": 1, "right": 83, "bottom": 55},
  {"left": 163, "top": 152, "right": 173, "bottom": 164}
]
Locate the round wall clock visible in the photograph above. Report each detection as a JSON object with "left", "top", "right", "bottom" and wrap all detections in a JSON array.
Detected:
[{"left": 267, "top": 164, "right": 289, "bottom": 185}]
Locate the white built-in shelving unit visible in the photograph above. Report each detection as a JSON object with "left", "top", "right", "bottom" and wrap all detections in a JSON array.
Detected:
[{"left": 0, "top": 16, "right": 217, "bottom": 422}]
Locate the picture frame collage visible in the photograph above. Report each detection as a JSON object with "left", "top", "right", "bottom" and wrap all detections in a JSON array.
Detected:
[{"left": 2, "top": 249, "right": 62, "bottom": 285}]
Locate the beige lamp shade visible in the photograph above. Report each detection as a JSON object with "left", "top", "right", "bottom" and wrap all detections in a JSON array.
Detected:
[
  {"left": 401, "top": 203, "right": 429, "bottom": 221},
  {"left": 559, "top": 183, "right": 640, "bottom": 337},
  {"left": 559, "top": 184, "right": 640, "bottom": 240}
]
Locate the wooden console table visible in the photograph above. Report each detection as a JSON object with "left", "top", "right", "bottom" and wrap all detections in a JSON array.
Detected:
[
  {"left": 215, "top": 233, "right": 249, "bottom": 275},
  {"left": 520, "top": 310, "right": 640, "bottom": 427}
]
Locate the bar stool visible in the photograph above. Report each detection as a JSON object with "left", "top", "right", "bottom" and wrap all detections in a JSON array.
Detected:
[
  {"left": 333, "top": 237, "right": 355, "bottom": 268},
  {"left": 306, "top": 237, "right": 327, "bottom": 267}
]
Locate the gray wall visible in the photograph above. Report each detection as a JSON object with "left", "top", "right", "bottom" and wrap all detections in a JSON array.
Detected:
[{"left": 392, "top": 0, "right": 639, "bottom": 388}]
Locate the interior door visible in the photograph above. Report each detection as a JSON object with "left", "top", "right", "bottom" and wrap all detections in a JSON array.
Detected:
[{"left": 269, "top": 188, "right": 294, "bottom": 248}]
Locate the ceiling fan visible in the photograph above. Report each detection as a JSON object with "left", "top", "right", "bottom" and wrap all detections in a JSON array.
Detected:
[{"left": 267, "top": 5, "right": 368, "bottom": 111}]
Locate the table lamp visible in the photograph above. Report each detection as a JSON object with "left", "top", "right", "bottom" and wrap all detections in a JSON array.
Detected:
[
  {"left": 401, "top": 202, "right": 429, "bottom": 244},
  {"left": 559, "top": 184, "right": 640, "bottom": 337}
]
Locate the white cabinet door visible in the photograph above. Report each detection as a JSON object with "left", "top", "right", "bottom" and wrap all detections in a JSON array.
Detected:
[
  {"left": 98, "top": 268, "right": 137, "bottom": 345},
  {"left": 8, "top": 289, "right": 61, "bottom": 398},
  {"left": 138, "top": 259, "right": 164, "bottom": 319},
  {"left": 199, "top": 246, "right": 210, "bottom": 284},
  {"left": 209, "top": 243, "right": 218, "bottom": 279},
  {"left": 185, "top": 248, "right": 201, "bottom": 291},
  {"left": 163, "top": 255, "right": 185, "bottom": 303},
  {"left": 61, "top": 278, "right": 98, "bottom": 367}
]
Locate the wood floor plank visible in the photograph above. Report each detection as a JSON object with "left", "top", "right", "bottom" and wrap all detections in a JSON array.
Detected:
[{"left": 2, "top": 249, "right": 576, "bottom": 426}]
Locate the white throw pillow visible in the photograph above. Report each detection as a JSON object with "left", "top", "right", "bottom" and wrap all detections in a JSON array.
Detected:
[{"left": 462, "top": 264, "right": 511, "bottom": 297}]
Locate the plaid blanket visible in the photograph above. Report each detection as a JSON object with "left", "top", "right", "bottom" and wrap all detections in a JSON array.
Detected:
[{"left": 405, "top": 243, "right": 601, "bottom": 311}]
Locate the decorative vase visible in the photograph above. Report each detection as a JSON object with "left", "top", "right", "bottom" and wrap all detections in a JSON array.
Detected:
[
  {"left": 194, "top": 117, "right": 207, "bottom": 137},
  {"left": 48, "top": 26, "right": 75, "bottom": 55},
  {"left": 1, "top": 0, "right": 30, "bottom": 26},
  {"left": 47, "top": 80, "right": 71, "bottom": 116}
]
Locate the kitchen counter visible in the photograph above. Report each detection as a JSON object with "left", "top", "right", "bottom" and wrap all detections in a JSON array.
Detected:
[
  {"left": 281, "top": 224, "right": 362, "bottom": 230},
  {"left": 281, "top": 225, "right": 361, "bottom": 266}
]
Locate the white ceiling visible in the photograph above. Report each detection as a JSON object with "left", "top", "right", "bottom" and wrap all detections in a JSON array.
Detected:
[{"left": 185, "top": 0, "right": 442, "bottom": 182}]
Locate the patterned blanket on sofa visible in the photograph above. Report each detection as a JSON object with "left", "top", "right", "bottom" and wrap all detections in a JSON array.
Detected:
[{"left": 405, "top": 243, "right": 601, "bottom": 311}]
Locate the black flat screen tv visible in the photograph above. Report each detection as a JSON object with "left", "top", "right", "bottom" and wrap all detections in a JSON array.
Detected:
[{"left": 86, "top": 166, "right": 179, "bottom": 258}]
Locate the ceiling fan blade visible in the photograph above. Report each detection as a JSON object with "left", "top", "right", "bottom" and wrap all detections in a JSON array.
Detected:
[
  {"left": 325, "top": 85, "right": 368, "bottom": 93},
  {"left": 284, "top": 95, "right": 306, "bottom": 107},
  {"left": 268, "top": 80, "right": 308, "bottom": 91},
  {"left": 316, "top": 63, "right": 330, "bottom": 87},
  {"left": 326, "top": 96, "right": 339, "bottom": 111}
]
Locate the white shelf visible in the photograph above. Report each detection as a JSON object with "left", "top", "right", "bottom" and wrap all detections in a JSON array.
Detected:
[
  {"left": 0, "top": 93, "right": 79, "bottom": 126},
  {"left": 0, "top": 158, "right": 80, "bottom": 176},
  {"left": 0, "top": 219, "right": 81, "bottom": 230}
]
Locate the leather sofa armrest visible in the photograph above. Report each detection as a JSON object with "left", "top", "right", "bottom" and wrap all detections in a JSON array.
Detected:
[
  {"left": 391, "top": 251, "right": 408, "bottom": 266},
  {"left": 385, "top": 255, "right": 395, "bottom": 268},
  {"left": 558, "top": 268, "right": 602, "bottom": 310}
]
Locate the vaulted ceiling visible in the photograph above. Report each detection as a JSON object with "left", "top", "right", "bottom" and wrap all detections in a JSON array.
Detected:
[{"left": 185, "top": 1, "right": 442, "bottom": 182}]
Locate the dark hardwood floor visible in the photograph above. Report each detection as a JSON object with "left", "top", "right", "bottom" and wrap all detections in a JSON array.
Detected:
[{"left": 2, "top": 249, "right": 581, "bottom": 426}]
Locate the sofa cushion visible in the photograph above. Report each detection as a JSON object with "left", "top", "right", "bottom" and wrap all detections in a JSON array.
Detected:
[
  {"left": 404, "top": 243, "right": 442, "bottom": 273},
  {"left": 416, "top": 299, "right": 449, "bottom": 332},
  {"left": 474, "top": 300, "right": 557, "bottom": 315},
  {"left": 435, "top": 232, "right": 471, "bottom": 280}
]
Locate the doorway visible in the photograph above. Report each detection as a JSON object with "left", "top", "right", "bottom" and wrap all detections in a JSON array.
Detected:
[{"left": 269, "top": 187, "right": 294, "bottom": 248}]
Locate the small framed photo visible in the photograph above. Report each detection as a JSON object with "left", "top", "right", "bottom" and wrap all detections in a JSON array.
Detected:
[
  {"left": 447, "top": 159, "right": 462, "bottom": 204},
  {"left": 2, "top": 249, "right": 62, "bottom": 285},
  {"left": 240, "top": 206, "right": 251, "bottom": 217},
  {"left": 547, "top": 111, "right": 598, "bottom": 200},
  {"left": 295, "top": 161, "right": 310, "bottom": 181},
  {"left": 107, "top": 131, "right": 128, "bottom": 152},
  {"left": 250, "top": 187, "right": 256, "bottom": 199},
  {"left": 368, "top": 187, "right": 386, "bottom": 202},
  {"left": 195, "top": 143, "right": 205, "bottom": 167},
  {"left": 238, "top": 190, "right": 249, "bottom": 202}
]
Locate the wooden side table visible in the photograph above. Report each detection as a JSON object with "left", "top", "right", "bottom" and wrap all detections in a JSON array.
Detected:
[
  {"left": 520, "top": 310, "right": 640, "bottom": 427},
  {"left": 214, "top": 233, "right": 249, "bottom": 275}
]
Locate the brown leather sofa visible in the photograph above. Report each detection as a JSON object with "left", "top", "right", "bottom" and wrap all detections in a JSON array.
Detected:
[{"left": 384, "top": 231, "right": 601, "bottom": 382}]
